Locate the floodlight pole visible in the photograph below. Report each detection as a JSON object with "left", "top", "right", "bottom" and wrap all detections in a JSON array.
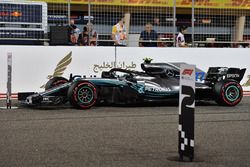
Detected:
[
  {"left": 115, "top": 45, "right": 117, "bottom": 68},
  {"left": 88, "top": 0, "right": 91, "bottom": 46},
  {"left": 173, "top": 0, "right": 176, "bottom": 47},
  {"left": 68, "top": 0, "right": 71, "bottom": 25},
  {"left": 88, "top": 0, "right": 91, "bottom": 25},
  {"left": 191, "top": 0, "right": 195, "bottom": 47}
]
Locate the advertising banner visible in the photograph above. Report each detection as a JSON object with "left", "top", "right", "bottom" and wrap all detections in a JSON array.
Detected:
[
  {"left": 0, "top": 3, "right": 43, "bottom": 23},
  {"left": 33, "top": 0, "right": 250, "bottom": 9},
  {"left": 0, "top": 46, "right": 250, "bottom": 94},
  {"left": 0, "top": 1, "right": 47, "bottom": 39}
]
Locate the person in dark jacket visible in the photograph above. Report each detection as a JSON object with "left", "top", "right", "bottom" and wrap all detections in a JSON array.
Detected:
[
  {"left": 139, "top": 23, "right": 159, "bottom": 47},
  {"left": 78, "top": 26, "right": 89, "bottom": 46}
]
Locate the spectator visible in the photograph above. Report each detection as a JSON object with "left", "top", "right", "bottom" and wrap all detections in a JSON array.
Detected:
[
  {"left": 78, "top": 26, "right": 89, "bottom": 46},
  {"left": 111, "top": 17, "right": 127, "bottom": 46},
  {"left": 153, "top": 18, "right": 160, "bottom": 26},
  {"left": 139, "top": 23, "right": 158, "bottom": 47},
  {"left": 232, "top": 42, "right": 246, "bottom": 48},
  {"left": 238, "top": 43, "right": 244, "bottom": 48},
  {"left": 69, "top": 19, "right": 80, "bottom": 45},
  {"left": 87, "top": 23, "right": 98, "bottom": 46},
  {"left": 176, "top": 25, "right": 187, "bottom": 47}
]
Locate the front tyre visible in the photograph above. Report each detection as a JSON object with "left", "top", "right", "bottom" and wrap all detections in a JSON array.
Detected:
[
  {"left": 214, "top": 80, "right": 243, "bottom": 106},
  {"left": 67, "top": 81, "right": 97, "bottom": 109}
]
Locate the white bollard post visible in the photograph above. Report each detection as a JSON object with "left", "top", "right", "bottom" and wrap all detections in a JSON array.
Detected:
[
  {"left": 0, "top": 52, "right": 18, "bottom": 110},
  {"left": 178, "top": 64, "right": 195, "bottom": 162},
  {"left": 6, "top": 52, "right": 12, "bottom": 109}
]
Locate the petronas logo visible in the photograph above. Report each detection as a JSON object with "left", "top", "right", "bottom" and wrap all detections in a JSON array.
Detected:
[
  {"left": 243, "top": 75, "right": 250, "bottom": 86},
  {"left": 40, "top": 51, "right": 72, "bottom": 88}
]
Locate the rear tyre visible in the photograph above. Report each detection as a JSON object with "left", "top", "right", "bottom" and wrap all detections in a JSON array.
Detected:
[
  {"left": 214, "top": 80, "right": 243, "bottom": 106},
  {"left": 45, "top": 77, "right": 68, "bottom": 90},
  {"left": 67, "top": 81, "right": 97, "bottom": 109},
  {"left": 45, "top": 77, "right": 69, "bottom": 104}
]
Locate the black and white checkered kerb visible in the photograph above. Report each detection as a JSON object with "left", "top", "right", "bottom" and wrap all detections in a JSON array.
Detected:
[{"left": 179, "top": 124, "right": 194, "bottom": 151}]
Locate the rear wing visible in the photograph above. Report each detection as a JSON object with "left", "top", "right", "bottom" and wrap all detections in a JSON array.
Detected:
[{"left": 205, "top": 67, "right": 246, "bottom": 84}]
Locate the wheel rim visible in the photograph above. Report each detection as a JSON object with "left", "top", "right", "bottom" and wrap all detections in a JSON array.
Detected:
[
  {"left": 225, "top": 85, "right": 240, "bottom": 102},
  {"left": 77, "top": 86, "right": 94, "bottom": 104}
]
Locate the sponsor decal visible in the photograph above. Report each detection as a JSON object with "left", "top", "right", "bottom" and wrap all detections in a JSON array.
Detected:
[
  {"left": 182, "top": 69, "right": 194, "bottom": 76},
  {"left": 0, "top": 4, "right": 43, "bottom": 23},
  {"left": 182, "top": 69, "right": 194, "bottom": 81},
  {"left": 195, "top": 72, "right": 205, "bottom": 82},
  {"left": 93, "top": 61, "right": 136, "bottom": 73},
  {"left": 40, "top": 51, "right": 72, "bottom": 88},
  {"left": 43, "top": 97, "right": 49, "bottom": 101},
  {"left": 11, "top": 11, "right": 22, "bottom": 17},
  {"left": 145, "top": 86, "right": 171, "bottom": 92},
  {"left": 227, "top": 73, "right": 240, "bottom": 78},
  {"left": 0, "top": 11, "right": 22, "bottom": 17}
]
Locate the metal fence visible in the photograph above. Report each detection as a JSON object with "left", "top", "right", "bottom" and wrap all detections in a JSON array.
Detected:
[{"left": 0, "top": 0, "right": 250, "bottom": 47}]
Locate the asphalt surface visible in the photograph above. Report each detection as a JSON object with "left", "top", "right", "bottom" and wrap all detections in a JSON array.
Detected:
[{"left": 0, "top": 98, "right": 249, "bottom": 167}]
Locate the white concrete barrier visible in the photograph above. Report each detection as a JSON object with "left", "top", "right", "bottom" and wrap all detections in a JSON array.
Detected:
[{"left": 0, "top": 46, "right": 249, "bottom": 93}]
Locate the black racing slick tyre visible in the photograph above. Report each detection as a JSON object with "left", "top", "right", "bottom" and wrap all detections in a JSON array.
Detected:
[
  {"left": 45, "top": 77, "right": 69, "bottom": 90},
  {"left": 67, "top": 81, "right": 97, "bottom": 109},
  {"left": 214, "top": 80, "right": 243, "bottom": 106}
]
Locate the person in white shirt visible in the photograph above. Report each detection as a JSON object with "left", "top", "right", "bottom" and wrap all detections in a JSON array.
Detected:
[
  {"left": 176, "top": 26, "right": 188, "bottom": 47},
  {"left": 111, "top": 17, "right": 127, "bottom": 46},
  {"left": 69, "top": 19, "right": 81, "bottom": 45}
]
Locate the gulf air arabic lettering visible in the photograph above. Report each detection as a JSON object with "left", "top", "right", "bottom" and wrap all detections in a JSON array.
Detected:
[{"left": 93, "top": 61, "right": 136, "bottom": 73}]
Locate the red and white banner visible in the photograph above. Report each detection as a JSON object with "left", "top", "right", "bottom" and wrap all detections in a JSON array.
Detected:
[
  {"left": 243, "top": 91, "right": 250, "bottom": 97},
  {"left": 0, "top": 93, "right": 18, "bottom": 99}
]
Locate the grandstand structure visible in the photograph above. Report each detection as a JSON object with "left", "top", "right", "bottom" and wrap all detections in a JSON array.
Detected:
[{"left": 0, "top": 0, "right": 250, "bottom": 47}]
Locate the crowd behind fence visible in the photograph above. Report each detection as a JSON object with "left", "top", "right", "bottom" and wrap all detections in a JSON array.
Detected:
[{"left": 0, "top": 0, "right": 250, "bottom": 48}]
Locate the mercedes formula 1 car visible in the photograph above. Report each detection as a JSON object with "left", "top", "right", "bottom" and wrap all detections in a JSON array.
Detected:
[{"left": 18, "top": 62, "right": 246, "bottom": 109}]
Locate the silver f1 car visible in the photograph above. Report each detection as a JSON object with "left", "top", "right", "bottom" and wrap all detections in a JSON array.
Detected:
[{"left": 18, "top": 62, "right": 246, "bottom": 109}]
